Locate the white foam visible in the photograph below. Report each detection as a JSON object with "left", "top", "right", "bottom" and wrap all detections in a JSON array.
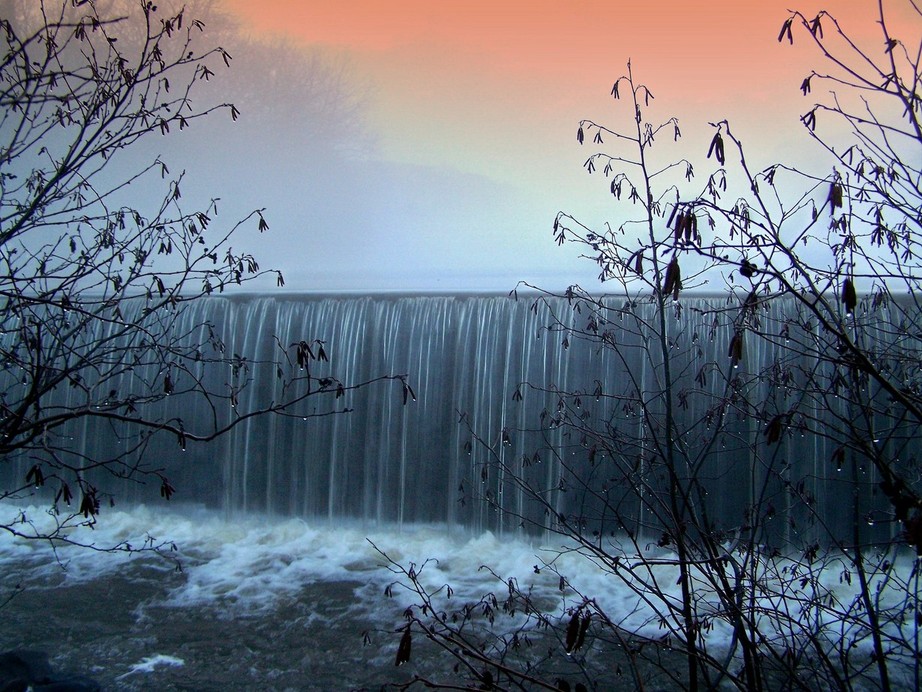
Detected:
[
  {"left": 1, "top": 500, "right": 916, "bottom": 667},
  {"left": 116, "top": 654, "right": 185, "bottom": 679}
]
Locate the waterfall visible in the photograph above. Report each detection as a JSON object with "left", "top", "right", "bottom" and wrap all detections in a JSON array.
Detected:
[{"left": 3, "top": 292, "right": 914, "bottom": 544}]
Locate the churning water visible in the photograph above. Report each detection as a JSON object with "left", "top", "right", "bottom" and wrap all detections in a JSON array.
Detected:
[
  {"left": 0, "top": 503, "right": 699, "bottom": 689},
  {"left": 2, "top": 503, "right": 915, "bottom": 690}
]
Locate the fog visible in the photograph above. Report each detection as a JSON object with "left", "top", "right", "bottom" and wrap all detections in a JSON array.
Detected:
[
  {"left": 3, "top": 0, "right": 876, "bottom": 293},
  {"left": 92, "top": 0, "right": 601, "bottom": 293}
]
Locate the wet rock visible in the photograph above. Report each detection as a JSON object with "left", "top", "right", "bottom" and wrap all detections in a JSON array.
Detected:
[{"left": 0, "top": 650, "right": 100, "bottom": 692}]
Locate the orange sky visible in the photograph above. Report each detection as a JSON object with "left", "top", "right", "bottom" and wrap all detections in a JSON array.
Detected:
[
  {"left": 219, "top": 1, "right": 906, "bottom": 174},
  {"left": 213, "top": 0, "right": 919, "bottom": 289}
]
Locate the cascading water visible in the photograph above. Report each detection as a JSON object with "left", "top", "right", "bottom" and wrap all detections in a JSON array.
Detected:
[{"left": 4, "top": 292, "right": 911, "bottom": 543}]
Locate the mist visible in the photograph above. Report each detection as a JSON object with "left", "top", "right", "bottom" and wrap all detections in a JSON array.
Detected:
[
  {"left": 105, "top": 0, "right": 602, "bottom": 294},
  {"left": 3, "top": 0, "right": 880, "bottom": 295}
]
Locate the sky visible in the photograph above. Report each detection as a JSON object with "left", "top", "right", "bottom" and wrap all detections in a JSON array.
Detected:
[{"left": 172, "top": 0, "right": 916, "bottom": 292}]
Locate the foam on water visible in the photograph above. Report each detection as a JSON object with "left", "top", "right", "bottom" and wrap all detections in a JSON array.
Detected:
[
  {"left": 1, "top": 500, "right": 917, "bottom": 670},
  {"left": 116, "top": 654, "right": 185, "bottom": 680}
]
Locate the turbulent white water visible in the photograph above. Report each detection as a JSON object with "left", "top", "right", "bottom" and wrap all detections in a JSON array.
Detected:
[{"left": 1, "top": 502, "right": 918, "bottom": 689}]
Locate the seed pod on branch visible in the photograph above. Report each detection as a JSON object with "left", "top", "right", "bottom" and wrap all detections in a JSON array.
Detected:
[
  {"left": 26, "top": 464, "right": 44, "bottom": 488},
  {"left": 662, "top": 258, "right": 682, "bottom": 300},
  {"left": 800, "top": 75, "right": 812, "bottom": 95},
  {"left": 728, "top": 330, "right": 744, "bottom": 368},
  {"left": 160, "top": 477, "right": 176, "bottom": 500},
  {"left": 565, "top": 610, "right": 584, "bottom": 653},
  {"left": 809, "top": 13, "right": 824, "bottom": 38},
  {"left": 626, "top": 249, "right": 644, "bottom": 275},
  {"left": 707, "top": 132, "right": 725, "bottom": 165},
  {"left": 778, "top": 17, "right": 794, "bottom": 44},
  {"left": 395, "top": 625, "right": 412, "bottom": 666},
  {"left": 763, "top": 414, "right": 785, "bottom": 445},
  {"left": 842, "top": 277, "right": 857, "bottom": 314},
  {"left": 829, "top": 180, "right": 844, "bottom": 211}
]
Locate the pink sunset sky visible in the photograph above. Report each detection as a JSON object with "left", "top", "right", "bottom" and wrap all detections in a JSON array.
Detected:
[{"left": 200, "top": 0, "right": 917, "bottom": 290}]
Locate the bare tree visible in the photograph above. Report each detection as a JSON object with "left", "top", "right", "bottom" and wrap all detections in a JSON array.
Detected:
[
  {"left": 379, "top": 2, "right": 921, "bottom": 689},
  {"left": 0, "top": 0, "right": 404, "bottom": 552}
]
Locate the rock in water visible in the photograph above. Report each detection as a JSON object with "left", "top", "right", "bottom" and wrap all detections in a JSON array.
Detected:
[{"left": 0, "top": 650, "right": 101, "bottom": 692}]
